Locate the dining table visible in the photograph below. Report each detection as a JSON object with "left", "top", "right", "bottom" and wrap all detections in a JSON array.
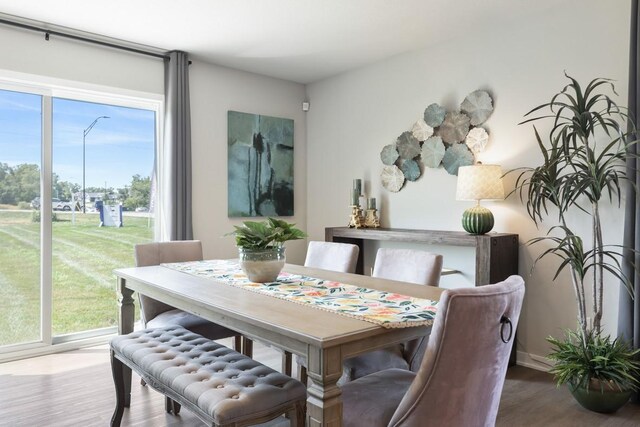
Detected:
[{"left": 114, "top": 261, "right": 444, "bottom": 427}]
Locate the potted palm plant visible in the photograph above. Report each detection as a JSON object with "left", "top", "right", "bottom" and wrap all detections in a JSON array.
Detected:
[
  {"left": 228, "top": 217, "right": 306, "bottom": 282},
  {"left": 513, "top": 73, "right": 640, "bottom": 412}
]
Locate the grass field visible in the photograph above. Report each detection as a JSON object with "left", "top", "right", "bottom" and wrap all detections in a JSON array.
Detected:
[{"left": 0, "top": 210, "right": 153, "bottom": 346}]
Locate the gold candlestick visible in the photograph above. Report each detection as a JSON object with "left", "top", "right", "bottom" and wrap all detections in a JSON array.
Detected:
[
  {"left": 348, "top": 205, "right": 365, "bottom": 228},
  {"left": 364, "top": 209, "right": 380, "bottom": 228}
]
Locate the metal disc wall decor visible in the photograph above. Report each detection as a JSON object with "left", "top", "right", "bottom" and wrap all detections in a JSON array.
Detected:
[
  {"left": 465, "top": 127, "right": 489, "bottom": 154},
  {"left": 442, "top": 143, "right": 474, "bottom": 175},
  {"left": 424, "top": 103, "right": 446, "bottom": 127},
  {"left": 439, "top": 111, "right": 471, "bottom": 144},
  {"left": 401, "top": 159, "right": 421, "bottom": 181},
  {"left": 460, "top": 90, "right": 493, "bottom": 125},
  {"left": 378, "top": 88, "right": 493, "bottom": 192},
  {"left": 380, "top": 144, "right": 400, "bottom": 165},
  {"left": 411, "top": 119, "right": 434, "bottom": 142},
  {"left": 381, "top": 165, "right": 405, "bottom": 192},
  {"left": 421, "top": 136, "right": 446, "bottom": 168},
  {"left": 396, "top": 131, "right": 421, "bottom": 159}
]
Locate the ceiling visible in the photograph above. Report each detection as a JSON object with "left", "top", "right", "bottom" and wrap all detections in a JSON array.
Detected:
[{"left": 0, "top": 0, "right": 564, "bottom": 84}]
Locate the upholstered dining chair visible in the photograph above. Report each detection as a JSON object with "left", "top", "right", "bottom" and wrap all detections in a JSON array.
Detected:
[
  {"left": 338, "top": 248, "right": 444, "bottom": 384},
  {"left": 304, "top": 241, "right": 360, "bottom": 274},
  {"left": 372, "top": 248, "right": 443, "bottom": 286},
  {"left": 134, "top": 241, "right": 247, "bottom": 353},
  {"left": 341, "top": 275, "right": 525, "bottom": 427},
  {"left": 294, "top": 241, "right": 360, "bottom": 383}
]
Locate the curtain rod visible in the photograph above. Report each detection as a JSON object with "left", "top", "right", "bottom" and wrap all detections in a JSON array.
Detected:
[{"left": 0, "top": 17, "right": 168, "bottom": 60}]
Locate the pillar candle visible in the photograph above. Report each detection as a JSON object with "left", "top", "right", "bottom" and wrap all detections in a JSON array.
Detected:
[
  {"left": 351, "top": 188, "right": 360, "bottom": 206},
  {"left": 367, "top": 197, "right": 376, "bottom": 210},
  {"left": 353, "top": 179, "right": 362, "bottom": 196}
]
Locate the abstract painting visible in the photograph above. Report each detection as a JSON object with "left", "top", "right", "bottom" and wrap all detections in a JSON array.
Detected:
[{"left": 228, "top": 111, "right": 294, "bottom": 217}]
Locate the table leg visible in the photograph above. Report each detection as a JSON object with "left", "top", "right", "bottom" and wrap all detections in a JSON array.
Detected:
[
  {"left": 305, "top": 345, "right": 343, "bottom": 427},
  {"left": 117, "top": 277, "right": 135, "bottom": 407}
]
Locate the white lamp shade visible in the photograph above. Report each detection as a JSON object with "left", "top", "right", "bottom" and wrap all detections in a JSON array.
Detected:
[{"left": 456, "top": 164, "right": 504, "bottom": 201}]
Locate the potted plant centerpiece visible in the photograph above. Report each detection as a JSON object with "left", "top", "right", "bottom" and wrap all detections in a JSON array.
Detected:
[
  {"left": 229, "top": 217, "right": 306, "bottom": 283},
  {"left": 513, "top": 73, "right": 640, "bottom": 412}
]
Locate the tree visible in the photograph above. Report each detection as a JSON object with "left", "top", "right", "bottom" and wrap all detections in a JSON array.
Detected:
[{"left": 124, "top": 175, "right": 150, "bottom": 210}]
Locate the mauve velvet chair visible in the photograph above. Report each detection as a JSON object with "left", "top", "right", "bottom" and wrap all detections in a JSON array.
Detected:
[
  {"left": 295, "top": 241, "right": 361, "bottom": 383},
  {"left": 134, "top": 241, "right": 245, "bottom": 352},
  {"left": 339, "top": 248, "right": 444, "bottom": 384},
  {"left": 341, "top": 275, "right": 525, "bottom": 427},
  {"left": 304, "top": 241, "right": 360, "bottom": 274}
]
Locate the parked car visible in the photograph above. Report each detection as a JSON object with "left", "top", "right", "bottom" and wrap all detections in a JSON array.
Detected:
[
  {"left": 31, "top": 197, "right": 74, "bottom": 211},
  {"left": 135, "top": 206, "right": 149, "bottom": 212}
]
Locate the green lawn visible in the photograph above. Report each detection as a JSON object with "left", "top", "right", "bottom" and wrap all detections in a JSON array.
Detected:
[{"left": 0, "top": 210, "right": 153, "bottom": 346}]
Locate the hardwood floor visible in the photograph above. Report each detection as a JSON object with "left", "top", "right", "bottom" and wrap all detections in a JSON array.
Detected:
[{"left": 1, "top": 341, "right": 639, "bottom": 426}]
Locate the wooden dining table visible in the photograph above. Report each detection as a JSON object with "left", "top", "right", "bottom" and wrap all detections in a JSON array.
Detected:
[{"left": 114, "top": 262, "right": 444, "bottom": 427}]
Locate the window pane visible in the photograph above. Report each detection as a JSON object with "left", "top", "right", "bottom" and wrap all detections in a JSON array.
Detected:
[
  {"left": 52, "top": 98, "right": 155, "bottom": 336},
  {"left": 0, "top": 89, "right": 42, "bottom": 346}
]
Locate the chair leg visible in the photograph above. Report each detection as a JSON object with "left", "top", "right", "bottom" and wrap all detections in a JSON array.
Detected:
[
  {"left": 234, "top": 335, "right": 242, "bottom": 352},
  {"left": 298, "top": 365, "right": 308, "bottom": 386},
  {"left": 110, "top": 350, "right": 125, "bottom": 427},
  {"left": 282, "top": 351, "right": 292, "bottom": 376},
  {"left": 242, "top": 336, "right": 254, "bottom": 357}
]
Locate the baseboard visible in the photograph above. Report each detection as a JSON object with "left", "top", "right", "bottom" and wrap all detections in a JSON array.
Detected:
[
  {"left": 0, "top": 334, "right": 114, "bottom": 363},
  {"left": 516, "top": 350, "right": 553, "bottom": 372}
]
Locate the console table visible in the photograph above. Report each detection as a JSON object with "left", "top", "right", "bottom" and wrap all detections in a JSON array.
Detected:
[
  {"left": 326, "top": 227, "right": 520, "bottom": 365},
  {"left": 325, "top": 227, "right": 519, "bottom": 287}
]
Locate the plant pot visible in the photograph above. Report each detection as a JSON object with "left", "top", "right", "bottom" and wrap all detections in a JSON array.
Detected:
[
  {"left": 568, "top": 381, "right": 632, "bottom": 414},
  {"left": 238, "top": 247, "right": 285, "bottom": 283}
]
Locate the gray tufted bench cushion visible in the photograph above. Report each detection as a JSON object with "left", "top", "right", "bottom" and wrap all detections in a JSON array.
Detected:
[{"left": 110, "top": 325, "right": 306, "bottom": 427}]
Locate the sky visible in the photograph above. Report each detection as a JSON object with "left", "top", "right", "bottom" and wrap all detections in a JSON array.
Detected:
[{"left": 0, "top": 88, "right": 156, "bottom": 190}]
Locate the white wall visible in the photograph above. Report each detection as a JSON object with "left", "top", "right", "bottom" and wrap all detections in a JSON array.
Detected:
[
  {"left": 189, "top": 61, "right": 307, "bottom": 264},
  {"left": 306, "top": 0, "right": 631, "bottom": 366}
]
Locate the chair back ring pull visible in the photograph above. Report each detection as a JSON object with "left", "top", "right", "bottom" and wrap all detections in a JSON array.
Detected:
[{"left": 500, "top": 315, "right": 513, "bottom": 344}]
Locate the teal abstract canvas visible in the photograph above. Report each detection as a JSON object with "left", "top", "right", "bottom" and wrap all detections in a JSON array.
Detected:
[{"left": 228, "top": 111, "right": 294, "bottom": 217}]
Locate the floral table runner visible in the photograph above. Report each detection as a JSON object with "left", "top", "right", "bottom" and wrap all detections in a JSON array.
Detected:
[{"left": 162, "top": 259, "right": 437, "bottom": 328}]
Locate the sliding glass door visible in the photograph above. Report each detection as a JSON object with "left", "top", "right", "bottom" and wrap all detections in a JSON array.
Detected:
[
  {"left": 0, "top": 88, "right": 43, "bottom": 347},
  {"left": 51, "top": 98, "right": 156, "bottom": 339},
  {"left": 0, "top": 80, "right": 160, "bottom": 354}
]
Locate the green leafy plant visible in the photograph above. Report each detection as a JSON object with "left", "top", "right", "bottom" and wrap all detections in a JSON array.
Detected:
[
  {"left": 548, "top": 330, "right": 640, "bottom": 392},
  {"left": 511, "top": 73, "right": 639, "bottom": 393},
  {"left": 228, "top": 217, "right": 306, "bottom": 250}
]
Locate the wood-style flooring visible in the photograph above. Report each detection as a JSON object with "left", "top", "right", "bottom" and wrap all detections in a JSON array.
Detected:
[{"left": 1, "top": 340, "right": 639, "bottom": 426}]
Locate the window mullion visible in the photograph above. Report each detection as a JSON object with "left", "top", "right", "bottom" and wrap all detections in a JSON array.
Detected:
[{"left": 41, "top": 95, "right": 53, "bottom": 345}]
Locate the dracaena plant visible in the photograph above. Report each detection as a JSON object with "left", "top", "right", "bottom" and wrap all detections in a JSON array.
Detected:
[
  {"left": 511, "top": 72, "right": 637, "bottom": 342},
  {"left": 229, "top": 217, "right": 306, "bottom": 250}
]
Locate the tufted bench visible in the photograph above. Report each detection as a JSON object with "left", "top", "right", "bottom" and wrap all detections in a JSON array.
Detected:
[{"left": 110, "top": 325, "right": 307, "bottom": 427}]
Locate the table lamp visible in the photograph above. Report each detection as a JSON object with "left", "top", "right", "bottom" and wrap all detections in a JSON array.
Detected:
[{"left": 455, "top": 164, "right": 504, "bottom": 235}]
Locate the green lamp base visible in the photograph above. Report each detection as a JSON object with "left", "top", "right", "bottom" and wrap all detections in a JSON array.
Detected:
[{"left": 462, "top": 205, "right": 494, "bottom": 235}]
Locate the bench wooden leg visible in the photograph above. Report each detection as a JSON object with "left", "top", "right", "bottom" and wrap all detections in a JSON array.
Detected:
[
  {"left": 110, "top": 349, "right": 126, "bottom": 427},
  {"left": 234, "top": 335, "right": 242, "bottom": 352},
  {"left": 165, "top": 397, "right": 181, "bottom": 415},
  {"left": 287, "top": 401, "right": 306, "bottom": 427}
]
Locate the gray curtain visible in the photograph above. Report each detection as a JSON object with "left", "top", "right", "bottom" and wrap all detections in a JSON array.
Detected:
[
  {"left": 619, "top": 0, "right": 640, "bottom": 403},
  {"left": 163, "top": 50, "right": 193, "bottom": 240}
]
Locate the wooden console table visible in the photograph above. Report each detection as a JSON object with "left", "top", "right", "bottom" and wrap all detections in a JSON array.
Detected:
[
  {"left": 325, "top": 227, "right": 519, "bottom": 287},
  {"left": 326, "top": 227, "right": 520, "bottom": 365}
]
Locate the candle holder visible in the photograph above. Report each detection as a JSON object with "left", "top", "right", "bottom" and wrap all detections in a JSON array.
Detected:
[
  {"left": 347, "top": 205, "right": 365, "bottom": 228},
  {"left": 364, "top": 209, "right": 380, "bottom": 228}
]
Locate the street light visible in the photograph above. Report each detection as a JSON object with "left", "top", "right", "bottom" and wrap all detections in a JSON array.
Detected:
[{"left": 83, "top": 116, "right": 109, "bottom": 213}]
